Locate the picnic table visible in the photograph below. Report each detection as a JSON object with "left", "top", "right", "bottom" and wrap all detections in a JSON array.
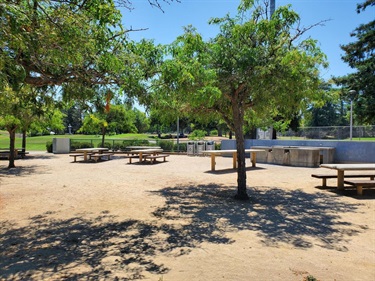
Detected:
[
  {"left": 320, "top": 163, "right": 375, "bottom": 190},
  {"left": 201, "top": 149, "right": 265, "bottom": 171},
  {"left": 0, "top": 149, "right": 24, "bottom": 159},
  {"left": 128, "top": 148, "right": 164, "bottom": 163},
  {"left": 126, "top": 146, "right": 161, "bottom": 150},
  {"left": 73, "top": 148, "right": 110, "bottom": 162}
]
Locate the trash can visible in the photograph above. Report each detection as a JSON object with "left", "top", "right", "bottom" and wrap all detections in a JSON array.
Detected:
[
  {"left": 187, "top": 141, "right": 195, "bottom": 155},
  {"left": 196, "top": 141, "right": 205, "bottom": 155},
  {"left": 53, "top": 138, "right": 71, "bottom": 154},
  {"left": 205, "top": 141, "right": 215, "bottom": 150}
]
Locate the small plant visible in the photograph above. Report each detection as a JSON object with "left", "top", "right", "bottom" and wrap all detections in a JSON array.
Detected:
[
  {"left": 188, "top": 129, "right": 206, "bottom": 140},
  {"left": 46, "top": 141, "right": 53, "bottom": 153},
  {"left": 304, "top": 275, "right": 318, "bottom": 281},
  {"left": 157, "top": 140, "right": 174, "bottom": 151}
]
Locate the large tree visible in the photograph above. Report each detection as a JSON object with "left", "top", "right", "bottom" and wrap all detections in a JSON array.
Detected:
[
  {"left": 151, "top": 0, "right": 327, "bottom": 199},
  {"left": 334, "top": 0, "right": 375, "bottom": 124},
  {"left": 0, "top": 85, "right": 57, "bottom": 168},
  {"left": 0, "top": 0, "right": 172, "bottom": 167},
  {"left": 0, "top": 0, "right": 176, "bottom": 89}
]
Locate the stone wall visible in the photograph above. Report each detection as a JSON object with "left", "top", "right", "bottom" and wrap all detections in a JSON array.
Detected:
[{"left": 221, "top": 139, "right": 375, "bottom": 164}]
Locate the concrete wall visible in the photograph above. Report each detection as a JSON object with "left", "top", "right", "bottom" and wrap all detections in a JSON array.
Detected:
[{"left": 221, "top": 139, "right": 375, "bottom": 164}]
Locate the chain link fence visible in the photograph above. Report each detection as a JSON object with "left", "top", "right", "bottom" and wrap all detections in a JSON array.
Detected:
[{"left": 279, "top": 125, "right": 375, "bottom": 140}]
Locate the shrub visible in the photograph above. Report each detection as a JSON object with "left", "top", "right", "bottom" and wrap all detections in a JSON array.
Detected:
[
  {"left": 70, "top": 141, "right": 93, "bottom": 150},
  {"left": 121, "top": 139, "right": 150, "bottom": 148},
  {"left": 174, "top": 142, "right": 187, "bottom": 152},
  {"left": 46, "top": 141, "right": 53, "bottom": 153},
  {"left": 97, "top": 142, "right": 112, "bottom": 149},
  {"left": 215, "top": 142, "right": 221, "bottom": 150},
  {"left": 188, "top": 130, "right": 206, "bottom": 140},
  {"left": 210, "top": 129, "right": 218, "bottom": 136},
  {"left": 157, "top": 140, "right": 174, "bottom": 151}
]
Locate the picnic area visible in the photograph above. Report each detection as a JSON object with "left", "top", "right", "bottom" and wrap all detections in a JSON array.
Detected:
[{"left": 1, "top": 152, "right": 374, "bottom": 281}]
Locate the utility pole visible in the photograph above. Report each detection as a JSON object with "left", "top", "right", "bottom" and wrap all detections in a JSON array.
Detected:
[{"left": 270, "top": 0, "right": 275, "bottom": 16}]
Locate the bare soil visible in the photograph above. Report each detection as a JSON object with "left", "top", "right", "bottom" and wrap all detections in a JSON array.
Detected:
[{"left": 0, "top": 152, "right": 374, "bottom": 281}]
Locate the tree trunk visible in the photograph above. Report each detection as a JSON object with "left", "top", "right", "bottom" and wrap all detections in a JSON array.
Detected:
[
  {"left": 234, "top": 126, "right": 249, "bottom": 200},
  {"left": 8, "top": 127, "right": 17, "bottom": 169},
  {"left": 232, "top": 101, "right": 249, "bottom": 200}
]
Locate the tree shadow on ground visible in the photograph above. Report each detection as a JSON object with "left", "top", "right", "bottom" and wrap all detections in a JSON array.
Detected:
[
  {"left": 204, "top": 166, "right": 265, "bottom": 175},
  {"left": 315, "top": 185, "right": 375, "bottom": 200},
  {"left": 0, "top": 166, "right": 41, "bottom": 176},
  {"left": 0, "top": 184, "right": 367, "bottom": 280},
  {"left": 0, "top": 212, "right": 171, "bottom": 280},
  {"left": 151, "top": 184, "right": 366, "bottom": 250}
]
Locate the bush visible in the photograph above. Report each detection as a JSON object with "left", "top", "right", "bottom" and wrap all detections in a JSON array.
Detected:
[
  {"left": 46, "top": 141, "right": 53, "bottom": 153},
  {"left": 97, "top": 142, "right": 113, "bottom": 149},
  {"left": 70, "top": 141, "right": 93, "bottom": 150},
  {"left": 157, "top": 140, "right": 174, "bottom": 151},
  {"left": 174, "top": 142, "right": 187, "bottom": 152},
  {"left": 188, "top": 130, "right": 206, "bottom": 140},
  {"left": 121, "top": 139, "right": 150, "bottom": 148},
  {"left": 215, "top": 142, "right": 221, "bottom": 150},
  {"left": 210, "top": 129, "right": 218, "bottom": 136}
]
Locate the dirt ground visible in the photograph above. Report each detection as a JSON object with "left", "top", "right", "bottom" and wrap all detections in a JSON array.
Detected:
[{"left": 0, "top": 152, "right": 374, "bottom": 281}]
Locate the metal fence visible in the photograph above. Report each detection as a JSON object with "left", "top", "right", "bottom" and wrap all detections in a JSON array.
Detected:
[{"left": 279, "top": 125, "right": 375, "bottom": 140}]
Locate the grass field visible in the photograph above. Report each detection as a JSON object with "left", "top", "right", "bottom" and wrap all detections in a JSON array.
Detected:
[
  {"left": 1, "top": 131, "right": 374, "bottom": 151},
  {"left": 0, "top": 131, "right": 153, "bottom": 151}
]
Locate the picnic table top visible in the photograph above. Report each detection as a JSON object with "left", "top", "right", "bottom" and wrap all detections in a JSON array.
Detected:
[
  {"left": 130, "top": 148, "right": 163, "bottom": 153},
  {"left": 75, "top": 148, "right": 109, "bottom": 152},
  {"left": 320, "top": 163, "right": 375, "bottom": 171},
  {"left": 126, "top": 146, "right": 161, "bottom": 150},
  {"left": 202, "top": 149, "right": 266, "bottom": 154}
]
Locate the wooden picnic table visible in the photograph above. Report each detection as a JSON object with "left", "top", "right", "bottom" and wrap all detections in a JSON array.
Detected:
[
  {"left": 320, "top": 163, "right": 375, "bottom": 189},
  {"left": 201, "top": 149, "right": 265, "bottom": 171},
  {"left": 129, "top": 148, "right": 164, "bottom": 162},
  {"left": 126, "top": 146, "right": 161, "bottom": 150},
  {"left": 74, "top": 148, "right": 109, "bottom": 161}
]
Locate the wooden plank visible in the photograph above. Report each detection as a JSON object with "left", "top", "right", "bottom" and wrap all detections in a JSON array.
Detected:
[{"left": 344, "top": 180, "right": 375, "bottom": 195}]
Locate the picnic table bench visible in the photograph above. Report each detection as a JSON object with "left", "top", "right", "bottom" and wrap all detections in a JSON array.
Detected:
[
  {"left": 311, "top": 173, "right": 375, "bottom": 187},
  {"left": 343, "top": 180, "right": 375, "bottom": 195},
  {"left": 122, "top": 154, "right": 139, "bottom": 163},
  {"left": 319, "top": 163, "right": 375, "bottom": 190},
  {"left": 0, "top": 149, "right": 29, "bottom": 159},
  {"left": 90, "top": 153, "right": 114, "bottom": 162},
  {"left": 69, "top": 153, "right": 94, "bottom": 162},
  {"left": 143, "top": 154, "right": 170, "bottom": 164},
  {"left": 125, "top": 148, "right": 164, "bottom": 164}
]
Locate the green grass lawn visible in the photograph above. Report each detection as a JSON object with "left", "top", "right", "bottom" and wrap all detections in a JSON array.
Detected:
[
  {"left": 0, "top": 131, "right": 153, "bottom": 151},
  {"left": 1, "top": 131, "right": 374, "bottom": 151}
]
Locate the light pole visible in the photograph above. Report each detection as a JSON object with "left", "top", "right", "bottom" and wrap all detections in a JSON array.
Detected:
[
  {"left": 270, "top": 0, "right": 275, "bottom": 16},
  {"left": 348, "top": 90, "right": 356, "bottom": 141}
]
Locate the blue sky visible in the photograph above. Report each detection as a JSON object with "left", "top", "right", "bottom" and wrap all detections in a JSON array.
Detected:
[{"left": 120, "top": 0, "right": 374, "bottom": 81}]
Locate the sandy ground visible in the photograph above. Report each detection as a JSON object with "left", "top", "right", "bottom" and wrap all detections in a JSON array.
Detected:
[{"left": 0, "top": 152, "right": 374, "bottom": 281}]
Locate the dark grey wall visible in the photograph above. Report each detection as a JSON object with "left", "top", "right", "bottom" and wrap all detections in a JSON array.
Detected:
[{"left": 221, "top": 139, "right": 375, "bottom": 163}]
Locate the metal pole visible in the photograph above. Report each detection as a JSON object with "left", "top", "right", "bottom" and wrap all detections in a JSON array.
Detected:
[
  {"left": 270, "top": 0, "right": 275, "bottom": 16},
  {"left": 348, "top": 90, "right": 356, "bottom": 141},
  {"left": 350, "top": 100, "right": 353, "bottom": 140},
  {"left": 177, "top": 117, "right": 180, "bottom": 152}
]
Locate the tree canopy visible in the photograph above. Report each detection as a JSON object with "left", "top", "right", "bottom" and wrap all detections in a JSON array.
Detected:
[
  {"left": 150, "top": 0, "right": 327, "bottom": 199},
  {"left": 334, "top": 0, "right": 375, "bottom": 124}
]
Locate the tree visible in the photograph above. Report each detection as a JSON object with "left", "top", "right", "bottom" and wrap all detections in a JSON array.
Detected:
[
  {"left": 0, "top": 85, "right": 57, "bottom": 168},
  {"left": 305, "top": 82, "right": 347, "bottom": 127},
  {"left": 133, "top": 108, "right": 150, "bottom": 133},
  {"left": 0, "top": 0, "right": 176, "bottom": 89},
  {"left": 79, "top": 104, "right": 137, "bottom": 146},
  {"left": 334, "top": 0, "right": 375, "bottom": 124},
  {"left": 151, "top": 0, "right": 327, "bottom": 199}
]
